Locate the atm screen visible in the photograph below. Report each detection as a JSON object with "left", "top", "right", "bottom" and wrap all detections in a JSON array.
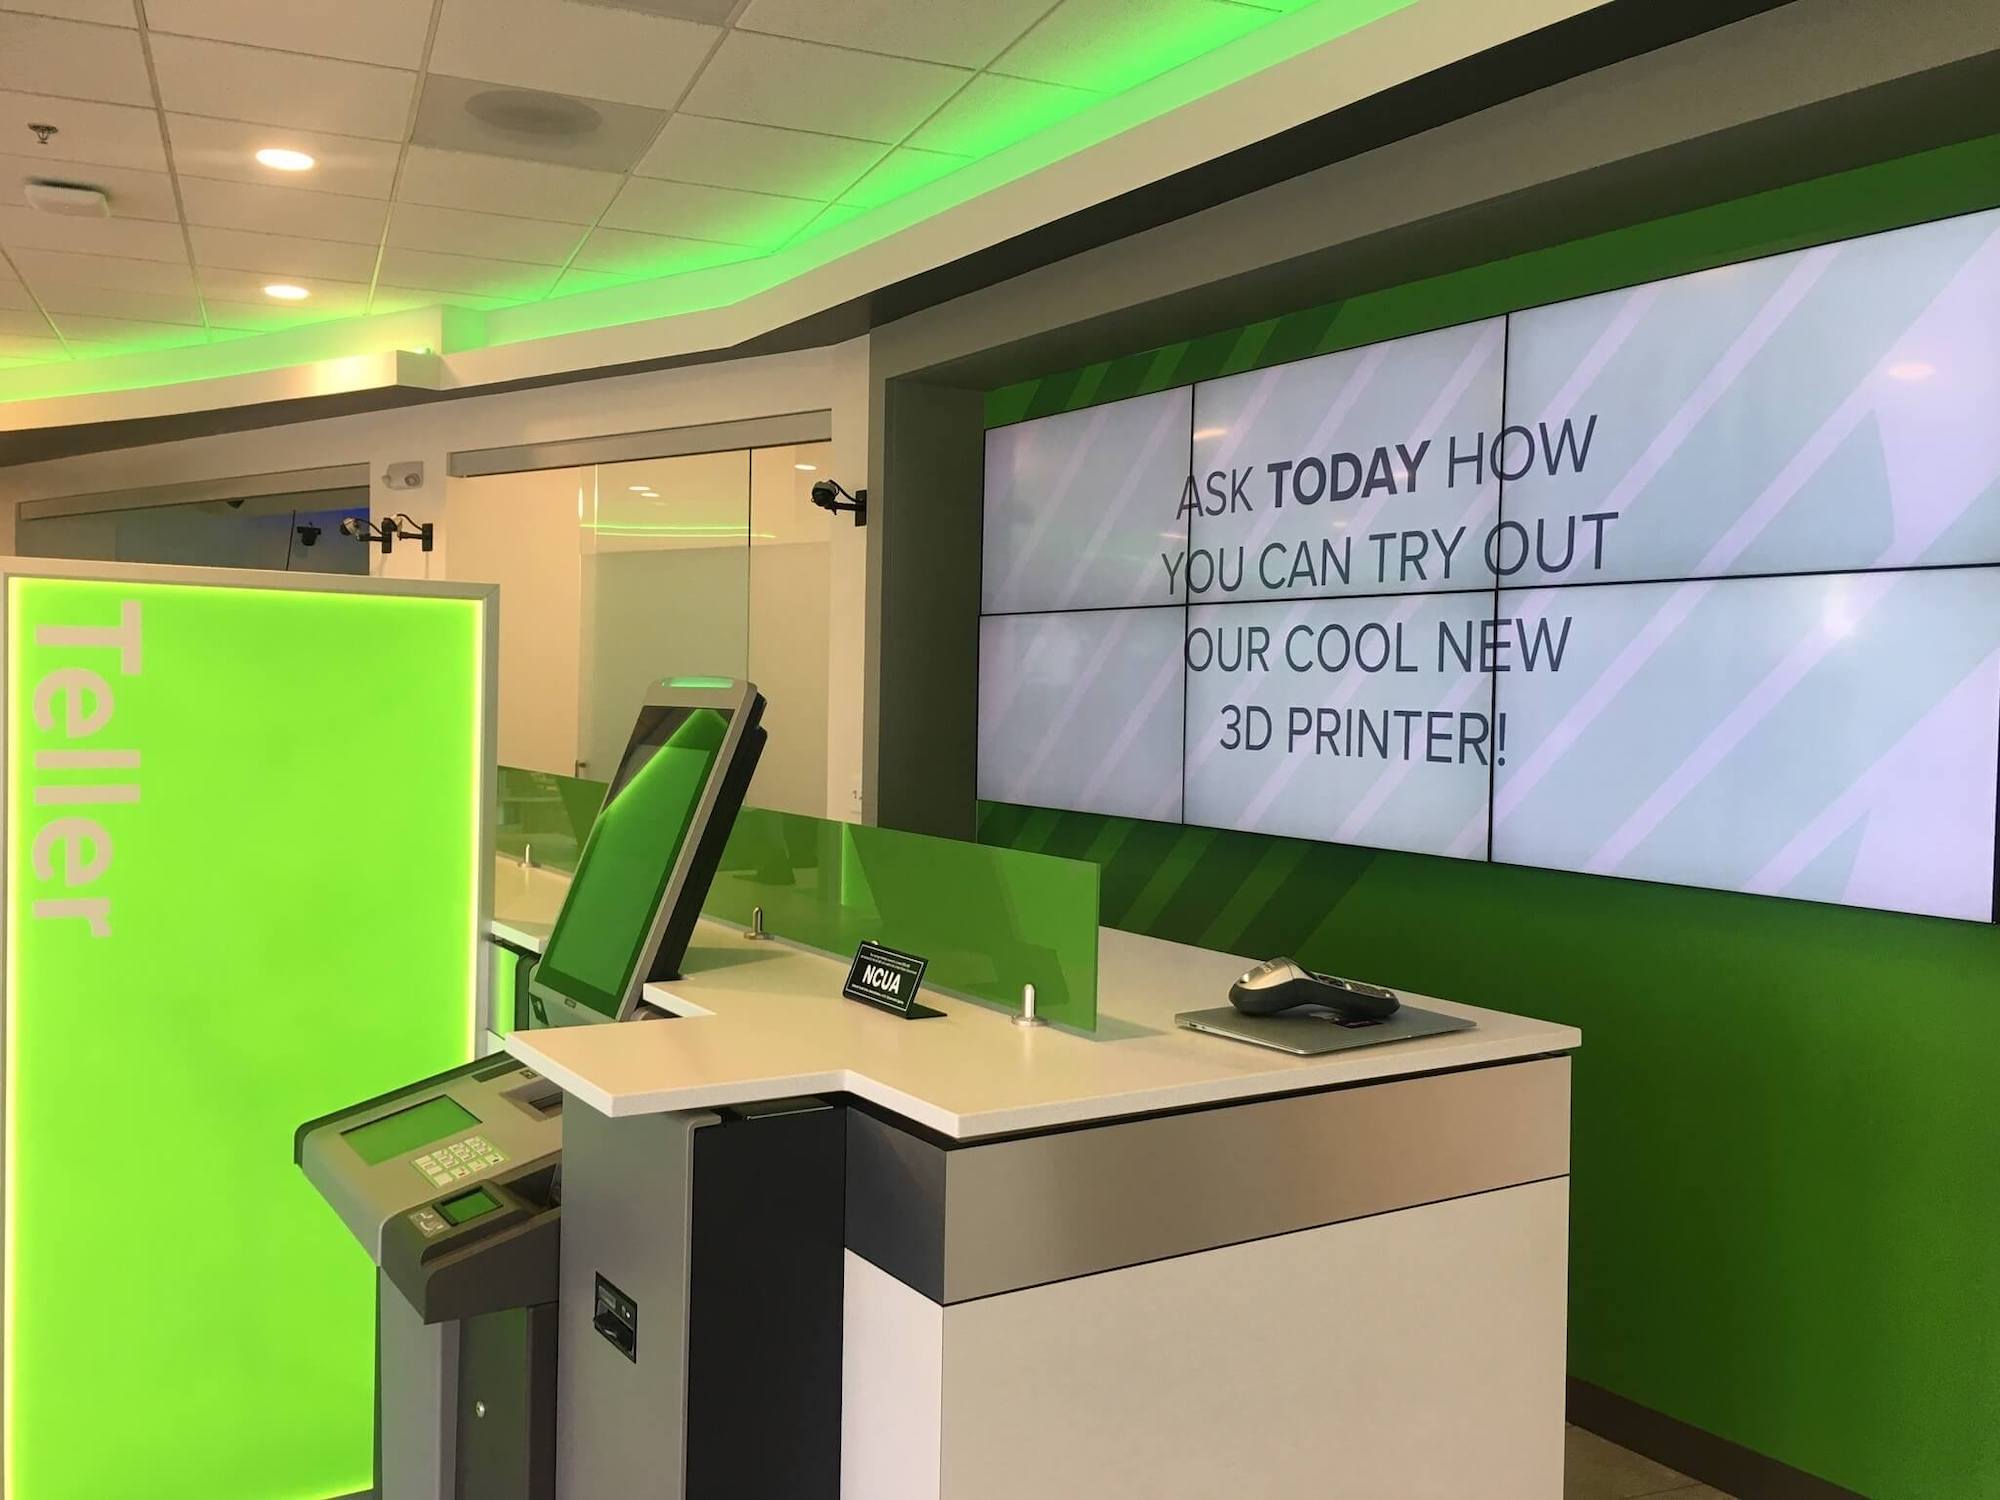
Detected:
[
  {"left": 534, "top": 705, "right": 733, "bottom": 1019},
  {"left": 342, "top": 1095, "right": 478, "bottom": 1165}
]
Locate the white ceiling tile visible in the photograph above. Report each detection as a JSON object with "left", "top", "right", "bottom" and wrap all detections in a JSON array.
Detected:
[
  {"left": 0, "top": 331, "right": 70, "bottom": 358},
  {"left": 376, "top": 246, "right": 561, "bottom": 298},
  {"left": 164, "top": 114, "right": 402, "bottom": 198},
  {"left": 548, "top": 264, "right": 623, "bottom": 295},
  {"left": 141, "top": 0, "right": 431, "bottom": 67},
  {"left": 386, "top": 202, "right": 583, "bottom": 265},
  {"left": 196, "top": 264, "right": 371, "bottom": 306},
  {"left": 44, "top": 310, "right": 206, "bottom": 345},
  {"left": 0, "top": 152, "right": 177, "bottom": 219},
  {"left": 396, "top": 146, "right": 622, "bottom": 222},
  {"left": 0, "top": 1, "right": 138, "bottom": 25},
  {"left": 430, "top": 0, "right": 717, "bottom": 110},
  {"left": 11, "top": 245, "right": 195, "bottom": 291},
  {"left": 991, "top": 0, "right": 1269, "bottom": 92},
  {"left": 178, "top": 175, "right": 388, "bottom": 242},
  {"left": 906, "top": 71, "right": 1100, "bottom": 155},
  {"left": 204, "top": 290, "right": 362, "bottom": 327},
  {"left": 735, "top": 0, "right": 1052, "bottom": 69},
  {"left": 0, "top": 306, "right": 56, "bottom": 334},
  {"left": 0, "top": 90, "right": 165, "bottom": 170},
  {"left": 635, "top": 115, "right": 882, "bottom": 200},
  {"left": 0, "top": 202, "right": 185, "bottom": 259},
  {"left": 30, "top": 280, "right": 201, "bottom": 320},
  {"left": 189, "top": 224, "right": 379, "bottom": 280},
  {"left": 679, "top": 32, "right": 968, "bottom": 143},
  {"left": 371, "top": 282, "right": 515, "bottom": 314},
  {"left": 149, "top": 35, "right": 417, "bottom": 139},
  {"left": 789, "top": 199, "right": 863, "bottom": 240},
  {"left": 569, "top": 0, "right": 738, "bottom": 20},
  {"left": 836, "top": 145, "right": 968, "bottom": 208},
  {"left": 569, "top": 224, "right": 758, "bottom": 276},
  {"left": 0, "top": 14, "right": 152, "bottom": 105},
  {"left": 602, "top": 176, "right": 822, "bottom": 248}
]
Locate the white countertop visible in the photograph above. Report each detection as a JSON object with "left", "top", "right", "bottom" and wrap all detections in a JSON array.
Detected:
[{"left": 492, "top": 856, "right": 1580, "bottom": 1141}]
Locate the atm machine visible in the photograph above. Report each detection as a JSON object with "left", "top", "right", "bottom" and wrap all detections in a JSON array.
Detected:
[{"left": 296, "top": 679, "right": 845, "bottom": 1500}]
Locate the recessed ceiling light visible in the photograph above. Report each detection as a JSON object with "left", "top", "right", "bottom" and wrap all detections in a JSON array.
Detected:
[
  {"left": 793, "top": 463, "right": 817, "bottom": 472},
  {"left": 262, "top": 283, "right": 310, "bottom": 301},
  {"left": 254, "top": 148, "right": 316, "bottom": 172},
  {"left": 627, "top": 485, "right": 651, "bottom": 492}
]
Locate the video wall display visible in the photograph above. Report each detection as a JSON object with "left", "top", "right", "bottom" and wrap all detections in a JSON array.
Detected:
[{"left": 978, "top": 208, "right": 2000, "bottom": 921}]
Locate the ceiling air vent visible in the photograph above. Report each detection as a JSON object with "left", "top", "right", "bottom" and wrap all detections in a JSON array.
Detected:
[
  {"left": 23, "top": 180, "right": 109, "bottom": 217},
  {"left": 410, "top": 75, "right": 664, "bottom": 171}
]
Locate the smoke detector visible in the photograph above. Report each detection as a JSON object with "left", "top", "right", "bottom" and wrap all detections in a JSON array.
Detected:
[{"left": 24, "top": 180, "right": 109, "bottom": 217}]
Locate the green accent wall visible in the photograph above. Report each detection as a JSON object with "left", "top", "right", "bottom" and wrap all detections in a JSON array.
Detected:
[{"left": 980, "top": 134, "right": 2000, "bottom": 1500}]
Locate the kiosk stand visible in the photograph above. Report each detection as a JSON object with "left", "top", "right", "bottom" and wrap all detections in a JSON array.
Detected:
[{"left": 296, "top": 678, "right": 846, "bottom": 1500}]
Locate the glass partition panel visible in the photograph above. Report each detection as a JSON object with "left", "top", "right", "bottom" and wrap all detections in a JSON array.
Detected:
[
  {"left": 446, "top": 466, "right": 588, "bottom": 776},
  {"left": 705, "top": 807, "right": 1100, "bottom": 1030},
  {"left": 497, "top": 763, "right": 607, "bottom": 870},
  {"left": 452, "top": 441, "right": 831, "bottom": 813},
  {"left": 16, "top": 487, "right": 369, "bottom": 574},
  {"left": 491, "top": 776, "right": 1100, "bottom": 1026},
  {"left": 578, "top": 452, "right": 749, "bottom": 782},
  {"left": 748, "top": 442, "right": 832, "bottom": 815}
]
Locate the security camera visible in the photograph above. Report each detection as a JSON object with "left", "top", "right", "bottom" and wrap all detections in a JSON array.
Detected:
[
  {"left": 381, "top": 460, "right": 424, "bottom": 491},
  {"left": 810, "top": 477, "right": 867, "bottom": 527},
  {"left": 295, "top": 522, "right": 321, "bottom": 547},
  {"left": 339, "top": 516, "right": 367, "bottom": 539}
]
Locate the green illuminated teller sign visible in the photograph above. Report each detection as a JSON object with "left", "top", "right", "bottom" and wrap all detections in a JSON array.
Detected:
[
  {"left": 17, "top": 597, "right": 143, "bottom": 938},
  {"left": 5, "top": 567, "right": 490, "bottom": 1500}
]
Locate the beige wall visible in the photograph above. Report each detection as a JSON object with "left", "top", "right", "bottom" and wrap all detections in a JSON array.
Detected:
[{"left": 0, "top": 337, "right": 872, "bottom": 819}]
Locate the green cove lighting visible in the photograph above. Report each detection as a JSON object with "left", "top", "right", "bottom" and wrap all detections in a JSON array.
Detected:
[
  {"left": 3, "top": 570, "right": 489, "bottom": 1500},
  {"left": 0, "top": 0, "right": 1416, "bottom": 405}
]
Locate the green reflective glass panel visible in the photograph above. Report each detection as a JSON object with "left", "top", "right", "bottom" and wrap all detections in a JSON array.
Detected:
[
  {"left": 5, "top": 573, "right": 484, "bottom": 1500},
  {"left": 342, "top": 1095, "right": 480, "bottom": 1166},
  {"left": 497, "top": 763, "right": 607, "bottom": 873},
  {"left": 703, "top": 807, "right": 1099, "bottom": 1030}
]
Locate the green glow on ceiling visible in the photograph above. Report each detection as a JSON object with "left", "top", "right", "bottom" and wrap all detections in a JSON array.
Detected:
[{"left": 0, "top": 0, "right": 1417, "bottom": 405}]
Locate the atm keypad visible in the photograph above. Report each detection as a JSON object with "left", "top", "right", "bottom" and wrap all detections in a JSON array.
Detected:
[{"left": 412, "top": 1134, "right": 506, "bottom": 1188}]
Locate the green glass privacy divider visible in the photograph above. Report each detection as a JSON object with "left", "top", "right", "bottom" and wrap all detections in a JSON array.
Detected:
[
  {"left": 497, "top": 763, "right": 607, "bottom": 872},
  {"left": 700, "top": 807, "right": 1100, "bottom": 1030},
  {"left": 4, "top": 564, "right": 493, "bottom": 1500}
]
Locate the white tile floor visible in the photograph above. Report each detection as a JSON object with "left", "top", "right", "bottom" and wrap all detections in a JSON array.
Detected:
[{"left": 1566, "top": 1426, "right": 1737, "bottom": 1500}]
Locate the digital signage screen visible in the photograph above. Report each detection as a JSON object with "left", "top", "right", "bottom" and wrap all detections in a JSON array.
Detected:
[{"left": 976, "top": 208, "right": 2000, "bottom": 921}]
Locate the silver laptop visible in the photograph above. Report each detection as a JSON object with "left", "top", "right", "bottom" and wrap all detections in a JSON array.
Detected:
[{"left": 1176, "top": 1003, "right": 1474, "bottom": 1056}]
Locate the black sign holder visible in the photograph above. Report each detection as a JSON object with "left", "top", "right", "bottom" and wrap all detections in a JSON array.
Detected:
[{"left": 843, "top": 940, "right": 942, "bottom": 1020}]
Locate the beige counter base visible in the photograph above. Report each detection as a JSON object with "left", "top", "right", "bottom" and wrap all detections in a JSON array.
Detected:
[{"left": 846, "top": 1177, "right": 1569, "bottom": 1499}]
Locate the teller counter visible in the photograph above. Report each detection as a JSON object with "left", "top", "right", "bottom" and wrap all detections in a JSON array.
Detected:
[{"left": 495, "top": 858, "right": 1579, "bottom": 1500}]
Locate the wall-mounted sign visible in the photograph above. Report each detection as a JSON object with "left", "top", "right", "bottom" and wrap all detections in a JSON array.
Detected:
[{"left": 977, "top": 207, "right": 2000, "bottom": 922}]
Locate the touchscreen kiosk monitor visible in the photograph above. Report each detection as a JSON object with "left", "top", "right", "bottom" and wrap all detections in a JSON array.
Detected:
[{"left": 529, "top": 677, "right": 765, "bottom": 1025}]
